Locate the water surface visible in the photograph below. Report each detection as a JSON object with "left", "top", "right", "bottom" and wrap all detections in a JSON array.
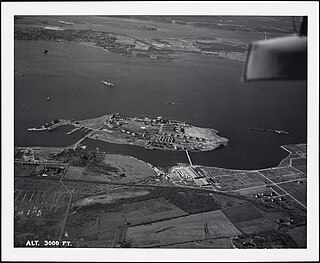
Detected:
[{"left": 14, "top": 39, "right": 306, "bottom": 169}]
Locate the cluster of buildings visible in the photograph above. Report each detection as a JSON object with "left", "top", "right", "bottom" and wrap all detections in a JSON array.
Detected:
[
  {"left": 232, "top": 235, "right": 260, "bottom": 249},
  {"left": 35, "top": 165, "right": 66, "bottom": 177},
  {"left": 169, "top": 166, "right": 210, "bottom": 187},
  {"left": 276, "top": 217, "right": 295, "bottom": 229},
  {"left": 253, "top": 191, "right": 286, "bottom": 203},
  {"left": 93, "top": 113, "right": 220, "bottom": 152}
]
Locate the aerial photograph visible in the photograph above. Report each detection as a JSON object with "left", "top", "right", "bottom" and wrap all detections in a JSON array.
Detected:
[{"left": 13, "top": 14, "right": 308, "bottom": 250}]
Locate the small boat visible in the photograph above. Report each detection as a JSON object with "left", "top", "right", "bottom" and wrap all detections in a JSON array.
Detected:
[
  {"left": 45, "top": 96, "right": 51, "bottom": 101},
  {"left": 274, "top": 130, "right": 290, "bottom": 135},
  {"left": 102, "top": 80, "right": 115, "bottom": 87},
  {"left": 59, "top": 20, "right": 74, "bottom": 25}
]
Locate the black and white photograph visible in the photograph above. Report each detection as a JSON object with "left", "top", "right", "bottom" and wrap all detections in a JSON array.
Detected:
[{"left": 1, "top": 1, "right": 319, "bottom": 262}]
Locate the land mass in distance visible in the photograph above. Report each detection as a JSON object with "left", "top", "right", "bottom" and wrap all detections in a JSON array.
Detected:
[{"left": 28, "top": 113, "right": 229, "bottom": 152}]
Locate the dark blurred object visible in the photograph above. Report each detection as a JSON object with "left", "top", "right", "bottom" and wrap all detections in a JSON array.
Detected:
[
  {"left": 242, "top": 17, "right": 307, "bottom": 81},
  {"left": 300, "top": 16, "right": 307, "bottom": 36}
]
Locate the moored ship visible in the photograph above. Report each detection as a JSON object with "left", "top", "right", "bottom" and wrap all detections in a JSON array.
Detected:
[
  {"left": 248, "top": 127, "right": 290, "bottom": 135},
  {"left": 102, "top": 80, "right": 115, "bottom": 87}
]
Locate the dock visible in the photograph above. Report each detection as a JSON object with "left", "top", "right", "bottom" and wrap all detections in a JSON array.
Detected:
[
  {"left": 185, "top": 150, "right": 193, "bottom": 166},
  {"left": 71, "top": 124, "right": 105, "bottom": 150},
  {"left": 66, "top": 127, "right": 80, "bottom": 135}
]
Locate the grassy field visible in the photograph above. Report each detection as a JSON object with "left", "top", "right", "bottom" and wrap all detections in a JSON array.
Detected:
[
  {"left": 222, "top": 205, "right": 263, "bottom": 223},
  {"left": 14, "top": 163, "right": 35, "bottom": 177},
  {"left": 33, "top": 147, "right": 68, "bottom": 161},
  {"left": 185, "top": 126, "right": 218, "bottom": 139},
  {"left": 76, "top": 114, "right": 110, "bottom": 129},
  {"left": 120, "top": 198, "right": 187, "bottom": 225},
  {"left": 64, "top": 154, "right": 157, "bottom": 183},
  {"left": 234, "top": 185, "right": 270, "bottom": 196},
  {"left": 126, "top": 210, "right": 241, "bottom": 247},
  {"left": 160, "top": 189, "right": 221, "bottom": 214},
  {"left": 234, "top": 218, "right": 275, "bottom": 234},
  {"left": 73, "top": 190, "right": 150, "bottom": 207},
  {"left": 285, "top": 225, "right": 307, "bottom": 248},
  {"left": 208, "top": 193, "right": 250, "bottom": 209},
  {"left": 102, "top": 154, "right": 157, "bottom": 182}
]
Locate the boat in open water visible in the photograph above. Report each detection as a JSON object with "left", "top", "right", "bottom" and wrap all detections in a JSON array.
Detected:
[{"left": 102, "top": 81, "right": 115, "bottom": 87}]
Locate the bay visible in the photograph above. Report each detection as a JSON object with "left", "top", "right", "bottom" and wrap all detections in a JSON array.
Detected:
[{"left": 14, "top": 40, "right": 307, "bottom": 169}]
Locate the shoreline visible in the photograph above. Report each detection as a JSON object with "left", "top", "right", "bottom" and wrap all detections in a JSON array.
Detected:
[
  {"left": 14, "top": 143, "right": 306, "bottom": 172},
  {"left": 28, "top": 112, "right": 229, "bottom": 153}
]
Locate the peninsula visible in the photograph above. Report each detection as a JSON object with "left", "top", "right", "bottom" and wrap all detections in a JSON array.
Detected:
[{"left": 28, "top": 113, "right": 229, "bottom": 152}]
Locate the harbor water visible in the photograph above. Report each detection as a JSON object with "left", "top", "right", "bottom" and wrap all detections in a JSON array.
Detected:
[{"left": 14, "top": 39, "right": 307, "bottom": 170}]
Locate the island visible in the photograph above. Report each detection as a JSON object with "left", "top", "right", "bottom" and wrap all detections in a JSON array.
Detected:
[{"left": 28, "top": 113, "right": 229, "bottom": 152}]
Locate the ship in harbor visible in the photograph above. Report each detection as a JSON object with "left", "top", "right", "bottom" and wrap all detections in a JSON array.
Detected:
[
  {"left": 248, "top": 127, "right": 290, "bottom": 135},
  {"left": 27, "top": 126, "right": 48, "bottom": 131},
  {"left": 102, "top": 80, "right": 115, "bottom": 87}
]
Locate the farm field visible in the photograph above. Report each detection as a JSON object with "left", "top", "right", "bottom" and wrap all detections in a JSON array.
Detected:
[
  {"left": 164, "top": 237, "right": 233, "bottom": 248},
  {"left": 285, "top": 225, "right": 307, "bottom": 248},
  {"left": 126, "top": 210, "right": 242, "bottom": 247},
  {"left": 158, "top": 189, "right": 221, "bottom": 214},
  {"left": 14, "top": 177, "right": 71, "bottom": 247},
  {"left": 222, "top": 205, "right": 263, "bottom": 223},
  {"left": 280, "top": 181, "right": 307, "bottom": 206},
  {"left": 13, "top": 144, "right": 308, "bottom": 248},
  {"left": 66, "top": 196, "right": 188, "bottom": 247},
  {"left": 66, "top": 210, "right": 126, "bottom": 247},
  {"left": 120, "top": 198, "right": 188, "bottom": 225},
  {"left": 234, "top": 218, "right": 275, "bottom": 234},
  {"left": 14, "top": 163, "right": 36, "bottom": 177},
  {"left": 291, "top": 157, "right": 307, "bottom": 174},
  {"left": 222, "top": 204, "right": 275, "bottom": 235},
  {"left": 209, "top": 171, "right": 266, "bottom": 191},
  {"left": 259, "top": 167, "right": 306, "bottom": 183}
]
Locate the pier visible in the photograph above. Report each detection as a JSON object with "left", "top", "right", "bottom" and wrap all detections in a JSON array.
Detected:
[
  {"left": 66, "top": 127, "right": 80, "bottom": 135},
  {"left": 71, "top": 125, "right": 104, "bottom": 150}
]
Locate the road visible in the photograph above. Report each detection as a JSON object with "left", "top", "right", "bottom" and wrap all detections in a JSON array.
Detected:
[
  {"left": 257, "top": 171, "right": 307, "bottom": 209},
  {"left": 58, "top": 164, "right": 73, "bottom": 243},
  {"left": 71, "top": 124, "right": 104, "bottom": 150},
  {"left": 185, "top": 150, "right": 193, "bottom": 166}
]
